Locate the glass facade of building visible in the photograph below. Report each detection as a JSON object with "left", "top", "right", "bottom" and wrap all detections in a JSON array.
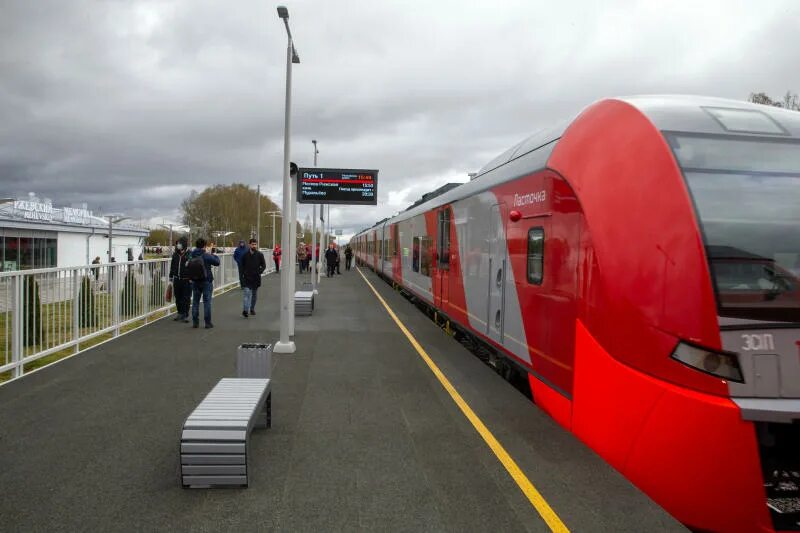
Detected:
[{"left": 0, "top": 230, "right": 58, "bottom": 271}]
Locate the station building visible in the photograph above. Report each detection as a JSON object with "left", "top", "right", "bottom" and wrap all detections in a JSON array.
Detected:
[{"left": 0, "top": 194, "right": 148, "bottom": 271}]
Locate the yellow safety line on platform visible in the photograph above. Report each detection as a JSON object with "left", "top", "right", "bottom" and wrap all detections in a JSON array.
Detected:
[{"left": 356, "top": 268, "right": 570, "bottom": 533}]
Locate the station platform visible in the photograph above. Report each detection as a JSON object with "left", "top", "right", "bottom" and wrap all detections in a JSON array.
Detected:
[{"left": 0, "top": 266, "right": 684, "bottom": 531}]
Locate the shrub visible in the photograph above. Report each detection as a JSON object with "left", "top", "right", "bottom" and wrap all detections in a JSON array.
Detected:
[
  {"left": 149, "top": 271, "right": 164, "bottom": 308},
  {"left": 79, "top": 275, "right": 96, "bottom": 328},
  {"left": 120, "top": 269, "right": 141, "bottom": 317},
  {"left": 24, "top": 276, "right": 42, "bottom": 347}
]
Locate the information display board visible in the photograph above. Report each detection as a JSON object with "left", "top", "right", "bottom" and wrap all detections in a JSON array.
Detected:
[{"left": 297, "top": 168, "right": 378, "bottom": 205}]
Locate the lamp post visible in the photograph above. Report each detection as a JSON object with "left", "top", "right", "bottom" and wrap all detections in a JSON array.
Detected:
[
  {"left": 275, "top": 5, "right": 299, "bottom": 354},
  {"left": 103, "top": 213, "right": 129, "bottom": 262},
  {"left": 264, "top": 211, "right": 282, "bottom": 249},
  {"left": 158, "top": 222, "right": 176, "bottom": 254},
  {"left": 256, "top": 184, "right": 261, "bottom": 245},
  {"left": 212, "top": 231, "right": 234, "bottom": 251},
  {"left": 311, "top": 139, "right": 319, "bottom": 294}
]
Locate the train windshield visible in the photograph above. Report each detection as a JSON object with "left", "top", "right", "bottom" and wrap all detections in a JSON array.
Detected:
[{"left": 667, "top": 134, "right": 800, "bottom": 323}]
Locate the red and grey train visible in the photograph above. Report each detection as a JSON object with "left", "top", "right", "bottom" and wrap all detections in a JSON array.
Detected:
[{"left": 353, "top": 96, "right": 800, "bottom": 533}]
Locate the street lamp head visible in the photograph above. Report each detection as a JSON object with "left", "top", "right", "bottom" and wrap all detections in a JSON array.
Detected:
[
  {"left": 277, "top": 6, "right": 289, "bottom": 19},
  {"left": 291, "top": 49, "right": 300, "bottom": 64}
]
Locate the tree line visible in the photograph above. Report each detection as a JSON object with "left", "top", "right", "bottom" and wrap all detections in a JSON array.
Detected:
[
  {"left": 748, "top": 90, "right": 800, "bottom": 110},
  {"left": 147, "top": 183, "right": 328, "bottom": 249}
]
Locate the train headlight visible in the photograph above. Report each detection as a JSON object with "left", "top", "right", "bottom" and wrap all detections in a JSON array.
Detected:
[{"left": 670, "top": 341, "right": 744, "bottom": 383}]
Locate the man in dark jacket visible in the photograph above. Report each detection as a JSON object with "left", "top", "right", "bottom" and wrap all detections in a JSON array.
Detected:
[
  {"left": 169, "top": 236, "right": 192, "bottom": 322},
  {"left": 189, "top": 238, "right": 221, "bottom": 329},
  {"left": 344, "top": 244, "right": 353, "bottom": 270},
  {"left": 324, "top": 242, "right": 338, "bottom": 278},
  {"left": 233, "top": 240, "right": 247, "bottom": 288},
  {"left": 240, "top": 238, "right": 266, "bottom": 318}
]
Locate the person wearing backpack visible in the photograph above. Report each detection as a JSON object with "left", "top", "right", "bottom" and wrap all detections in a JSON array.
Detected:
[
  {"left": 168, "top": 236, "right": 191, "bottom": 323},
  {"left": 187, "top": 238, "right": 220, "bottom": 329}
]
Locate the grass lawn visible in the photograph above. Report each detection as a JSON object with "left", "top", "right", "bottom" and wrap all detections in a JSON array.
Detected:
[{"left": 0, "top": 290, "right": 173, "bottom": 383}]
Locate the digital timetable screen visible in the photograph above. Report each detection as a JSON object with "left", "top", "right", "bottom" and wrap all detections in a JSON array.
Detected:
[{"left": 297, "top": 168, "right": 378, "bottom": 205}]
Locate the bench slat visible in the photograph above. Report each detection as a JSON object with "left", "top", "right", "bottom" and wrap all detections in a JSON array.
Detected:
[
  {"left": 181, "top": 454, "right": 246, "bottom": 465},
  {"left": 181, "top": 442, "right": 245, "bottom": 454},
  {"left": 181, "top": 429, "right": 247, "bottom": 441},
  {"left": 184, "top": 420, "right": 250, "bottom": 429},
  {"left": 182, "top": 465, "right": 247, "bottom": 475},
  {"left": 182, "top": 475, "right": 247, "bottom": 487}
]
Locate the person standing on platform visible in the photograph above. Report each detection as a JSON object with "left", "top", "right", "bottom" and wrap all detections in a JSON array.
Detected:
[
  {"left": 325, "top": 242, "right": 338, "bottom": 278},
  {"left": 335, "top": 244, "right": 342, "bottom": 275},
  {"left": 241, "top": 238, "right": 266, "bottom": 318},
  {"left": 233, "top": 240, "right": 247, "bottom": 288},
  {"left": 272, "top": 244, "right": 281, "bottom": 273},
  {"left": 91, "top": 256, "right": 101, "bottom": 281},
  {"left": 187, "top": 238, "right": 220, "bottom": 329},
  {"left": 169, "top": 237, "right": 191, "bottom": 323},
  {"left": 297, "top": 243, "right": 307, "bottom": 273},
  {"left": 345, "top": 244, "right": 353, "bottom": 271}
]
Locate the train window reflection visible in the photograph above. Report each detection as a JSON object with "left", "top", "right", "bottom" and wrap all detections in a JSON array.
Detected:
[
  {"left": 527, "top": 228, "right": 544, "bottom": 284},
  {"left": 420, "top": 236, "right": 433, "bottom": 277},
  {"left": 668, "top": 134, "right": 800, "bottom": 323}
]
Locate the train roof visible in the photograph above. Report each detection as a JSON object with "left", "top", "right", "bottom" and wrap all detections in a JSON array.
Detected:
[
  {"left": 620, "top": 94, "right": 800, "bottom": 138},
  {"left": 355, "top": 95, "right": 800, "bottom": 237}
]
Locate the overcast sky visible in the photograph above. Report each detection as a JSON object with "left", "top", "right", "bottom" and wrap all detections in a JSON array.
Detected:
[{"left": 2, "top": 0, "right": 799, "bottom": 240}]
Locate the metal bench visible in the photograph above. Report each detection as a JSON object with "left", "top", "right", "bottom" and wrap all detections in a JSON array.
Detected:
[
  {"left": 180, "top": 378, "right": 271, "bottom": 488},
  {"left": 294, "top": 290, "right": 314, "bottom": 316}
]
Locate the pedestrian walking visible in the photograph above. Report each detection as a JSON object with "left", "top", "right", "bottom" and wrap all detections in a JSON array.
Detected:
[
  {"left": 345, "top": 244, "right": 353, "bottom": 270},
  {"left": 272, "top": 244, "right": 282, "bottom": 273},
  {"left": 169, "top": 237, "right": 192, "bottom": 323},
  {"left": 335, "top": 244, "right": 342, "bottom": 275},
  {"left": 297, "top": 244, "right": 307, "bottom": 273},
  {"left": 241, "top": 238, "right": 267, "bottom": 317},
  {"left": 187, "top": 238, "right": 220, "bottom": 329},
  {"left": 325, "top": 242, "right": 338, "bottom": 277},
  {"left": 233, "top": 240, "right": 247, "bottom": 288}
]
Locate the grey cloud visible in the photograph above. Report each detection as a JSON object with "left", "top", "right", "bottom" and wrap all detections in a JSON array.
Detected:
[{"left": 1, "top": 0, "right": 799, "bottom": 231}]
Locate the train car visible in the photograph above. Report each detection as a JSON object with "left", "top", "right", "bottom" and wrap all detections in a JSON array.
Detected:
[{"left": 353, "top": 95, "right": 800, "bottom": 533}]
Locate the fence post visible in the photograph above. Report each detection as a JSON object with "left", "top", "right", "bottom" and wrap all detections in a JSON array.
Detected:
[
  {"left": 143, "top": 262, "right": 149, "bottom": 324},
  {"left": 11, "top": 274, "right": 23, "bottom": 379},
  {"left": 73, "top": 271, "right": 80, "bottom": 354},
  {"left": 113, "top": 264, "right": 120, "bottom": 337}
]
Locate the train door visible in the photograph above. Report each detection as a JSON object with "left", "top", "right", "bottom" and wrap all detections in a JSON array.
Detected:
[
  {"left": 487, "top": 204, "right": 506, "bottom": 344},
  {"left": 436, "top": 207, "right": 451, "bottom": 308}
]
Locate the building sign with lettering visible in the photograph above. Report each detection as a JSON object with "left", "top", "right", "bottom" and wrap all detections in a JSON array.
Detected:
[
  {"left": 13, "top": 200, "right": 54, "bottom": 221},
  {"left": 62, "top": 207, "right": 91, "bottom": 224}
]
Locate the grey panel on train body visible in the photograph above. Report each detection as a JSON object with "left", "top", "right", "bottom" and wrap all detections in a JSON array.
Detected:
[
  {"left": 380, "top": 221, "right": 393, "bottom": 278},
  {"left": 720, "top": 319, "right": 800, "bottom": 423},
  {"left": 397, "top": 213, "right": 432, "bottom": 302},
  {"left": 453, "top": 192, "right": 531, "bottom": 365}
]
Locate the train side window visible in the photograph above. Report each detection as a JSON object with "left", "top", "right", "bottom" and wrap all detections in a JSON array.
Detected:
[
  {"left": 420, "top": 236, "right": 433, "bottom": 277},
  {"left": 413, "top": 237, "right": 420, "bottom": 272},
  {"left": 437, "top": 208, "right": 450, "bottom": 270},
  {"left": 527, "top": 227, "right": 544, "bottom": 284}
]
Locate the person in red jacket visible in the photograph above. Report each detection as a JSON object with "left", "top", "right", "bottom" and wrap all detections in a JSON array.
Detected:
[{"left": 272, "top": 244, "right": 281, "bottom": 273}]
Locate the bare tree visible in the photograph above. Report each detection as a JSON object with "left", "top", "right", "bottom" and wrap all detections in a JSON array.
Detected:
[{"left": 748, "top": 90, "right": 800, "bottom": 110}]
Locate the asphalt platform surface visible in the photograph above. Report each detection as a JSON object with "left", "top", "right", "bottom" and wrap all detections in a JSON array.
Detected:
[{"left": 0, "top": 266, "right": 685, "bottom": 532}]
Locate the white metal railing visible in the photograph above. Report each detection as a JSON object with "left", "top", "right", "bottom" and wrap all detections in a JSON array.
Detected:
[{"left": 0, "top": 252, "right": 275, "bottom": 384}]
